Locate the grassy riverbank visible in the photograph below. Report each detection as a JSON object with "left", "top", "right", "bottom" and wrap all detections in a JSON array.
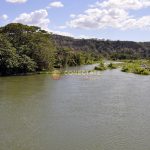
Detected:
[
  {"left": 121, "top": 60, "right": 150, "bottom": 75},
  {"left": 95, "top": 60, "right": 150, "bottom": 75}
]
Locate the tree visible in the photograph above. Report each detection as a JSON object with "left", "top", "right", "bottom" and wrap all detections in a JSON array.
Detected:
[
  {"left": 0, "top": 34, "right": 19, "bottom": 75},
  {"left": 17, "top": 55, "right": 37, "bottom": 73},
  {"left": 0, "top": 34, "right": 37, "bottom": 75},
  {"left": 28, "top": 32, "right": 56, "bottom": 70},
  {"left": 0, "top": 48, "right": 19, "bottom": 75},
  {"left": 0, "top": 23, "right": 56, "bottom": 71}
]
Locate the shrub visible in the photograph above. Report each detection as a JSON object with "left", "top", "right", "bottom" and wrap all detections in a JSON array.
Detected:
[
  {"left": 95, "top": 61, "right": 107, "bottom": 71},
  {"left": 107, "top": 63, "right": 117, "bottom": 69}
]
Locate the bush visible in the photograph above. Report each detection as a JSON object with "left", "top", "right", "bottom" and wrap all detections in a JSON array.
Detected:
[
  {"left": 95, "top": 61, "right": 107, "bottom": 71},
  {"left": 17, "top": 55, "right": 37, "bottom": 73},
  {"left": 107, "top": 63, "right": 117, "bottom": 69},
  {"left": 134, "top": 67, "right": 150, "bottom": 75},
  {"left": 121, "top": 61, "right": 150, "bottom": 75}
]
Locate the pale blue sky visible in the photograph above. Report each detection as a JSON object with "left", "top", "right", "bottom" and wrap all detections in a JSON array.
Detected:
[{"left": 0, "top": 0, "right": 150, "bottom": 41}]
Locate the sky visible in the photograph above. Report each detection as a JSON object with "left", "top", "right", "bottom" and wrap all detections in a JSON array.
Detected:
[{"left": 0, "top": 0, "right": 150, "bottom": 41}]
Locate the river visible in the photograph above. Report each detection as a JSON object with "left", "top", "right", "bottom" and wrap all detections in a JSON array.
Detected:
[{"left": 0, "top": 64, "right": 150, "bottom": 150}]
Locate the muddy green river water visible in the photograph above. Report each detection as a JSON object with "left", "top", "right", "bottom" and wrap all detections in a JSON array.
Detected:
[{"left": 0, "top": 64, "right": 150, "bottom": 150}]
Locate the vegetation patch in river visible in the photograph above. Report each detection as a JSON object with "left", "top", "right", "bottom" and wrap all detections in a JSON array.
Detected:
[
  {"left": 94, "top": 60, "right": 150, "bottom": 76},
  {"left": 94, "top": 60, "right": 107, "bottom": 71},
  {"left": 121, "top": 60, "right": 150, "bottom": 75}
]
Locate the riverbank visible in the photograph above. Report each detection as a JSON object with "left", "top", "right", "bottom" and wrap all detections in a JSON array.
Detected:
[
  {"left": 1, "top": 60, "right": 150, "bottom": 77},
  {"left": 0, "top": 62, "right": 100, "bottom": 77},
  {"left": 95, "top": 60, "right": 150, "bottom": 75}
]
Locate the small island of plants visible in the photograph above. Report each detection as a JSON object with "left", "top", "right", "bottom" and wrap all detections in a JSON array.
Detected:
[{"left": 95, "top": 60, "right": 150, "bottom": 75}]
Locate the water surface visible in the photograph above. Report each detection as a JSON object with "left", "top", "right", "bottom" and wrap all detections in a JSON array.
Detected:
[{"left": 0, "top": 65, "right": 150, "bottom": 150}]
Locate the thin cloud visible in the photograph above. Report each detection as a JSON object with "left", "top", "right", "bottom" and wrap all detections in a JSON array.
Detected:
[
  {"left": 6, "top": 0, "right": 27, "bottom": 3},
  {"left": 47, "top": 1, "right": 64, "bottom": 9}
]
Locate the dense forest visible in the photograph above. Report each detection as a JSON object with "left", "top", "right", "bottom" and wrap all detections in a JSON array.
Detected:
[
  {"left": 53, "top": 35, "right": 150, "bottom": 60},
  {"left": 0, "top": 23, "right": 150, "bottom": 75},
  {"left": 0, "top": 23, "right": 99, "bottom": 75}
]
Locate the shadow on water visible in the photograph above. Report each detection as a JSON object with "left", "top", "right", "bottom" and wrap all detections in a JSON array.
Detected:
[{"left": 0, "top": 75, "right": 54, "bottom": 102}]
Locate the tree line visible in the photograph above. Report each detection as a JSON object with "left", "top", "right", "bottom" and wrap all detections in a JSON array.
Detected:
[
  {"left": 0, "top": 23, "right": 100, "bottom": 75},
  {"left": 53, "top": 35, "right": 150, "bottom": 60}
]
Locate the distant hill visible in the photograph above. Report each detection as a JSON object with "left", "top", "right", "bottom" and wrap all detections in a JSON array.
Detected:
[{"left": 52, "top": 34, "right": 150, "bottom": 60}]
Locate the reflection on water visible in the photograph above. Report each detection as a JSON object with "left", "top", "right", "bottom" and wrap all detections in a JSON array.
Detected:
[{"left": 0, "top": 66, "right": 150, "bottom": 150}]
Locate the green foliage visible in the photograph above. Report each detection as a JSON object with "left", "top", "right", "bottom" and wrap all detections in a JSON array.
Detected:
[
  {"left": 0, "top": 23, "right": 101, "bottom": 75},
  {"left": 28, "top": 32, "right": 55, "bottom": 70},
  {"left": 94, "top": 60, "right": 150, "bottom": 75},
  {"left": 134, "top": 67, "right": 150, "bottom": 75},
  {"left": 1, "top": 23, "right": 150, "bottom": 76},
  {"left": 110, "top": 52, "right": 140, "bottom": 60},
  {"left": 0, "top": 34, "right": 37, "bottom": 75},
  {"left": 0, "top": 23, "right": 41, "bottom": 49},
  {"left": 53, "top": 35, "right": 150, "bottom": 60},
  {"left": 0, "top": 48, "right": 19, "bottom": 75},
  {"left": 0, "top": 34, "right": 18, "bottom": 75},
  {"left": 107, "top": 63, "right": 117, "bottom": 69},
  {"left": 95, "top": 60, "right": 107, "bottom": 71},
  {"left": 54, "top": 48, "right": 99, "bottom": 68},
  {"left": 121, "top": 60, "right": 150, "bottom": 75},
  {"left": 0, "top": 23, "right": 55, "bottom": 75},
  {"left": 17, "top": 55, "right": 37, "bottom": 73}
]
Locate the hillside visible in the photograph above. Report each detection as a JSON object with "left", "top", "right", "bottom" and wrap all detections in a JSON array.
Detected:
[{"left": 52, "top": 34, "right": 150, "bottom": 60}]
